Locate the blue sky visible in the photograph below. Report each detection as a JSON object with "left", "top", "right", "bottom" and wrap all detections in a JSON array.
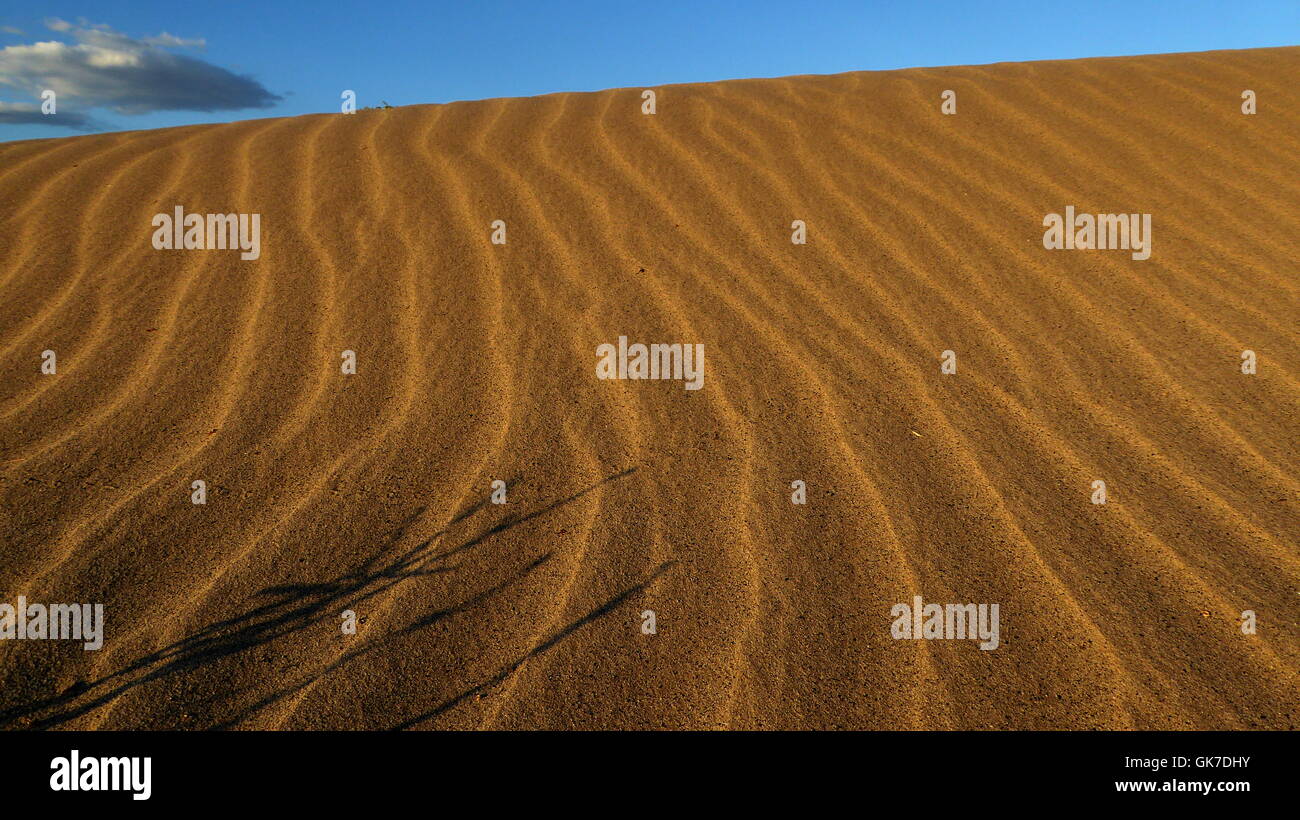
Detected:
[{"left": 2, "top": 0, "right": 1297, "bottom": 143}]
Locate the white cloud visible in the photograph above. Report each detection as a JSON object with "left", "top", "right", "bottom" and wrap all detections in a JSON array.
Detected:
[{"left": 0, "top": 18, "right": 279, "bottom": 127}]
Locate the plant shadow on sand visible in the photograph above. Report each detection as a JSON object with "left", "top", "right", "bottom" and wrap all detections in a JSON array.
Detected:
[{"left": 0, "top": 466, "right": 672, "bottom": 730}]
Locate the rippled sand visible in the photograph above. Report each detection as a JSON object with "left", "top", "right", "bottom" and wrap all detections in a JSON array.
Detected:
[{"left": 1, "top": 46, "right": 1297, "bottom": 729}]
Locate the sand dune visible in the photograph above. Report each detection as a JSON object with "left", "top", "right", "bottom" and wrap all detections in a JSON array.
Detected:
[{"left": 1, "top": 47, "right": 1297, "bottom": 730}]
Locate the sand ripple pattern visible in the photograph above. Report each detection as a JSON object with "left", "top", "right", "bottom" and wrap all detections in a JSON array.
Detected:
[{"left": 0, "top": 47, "right": 1296, "bottom": 729}]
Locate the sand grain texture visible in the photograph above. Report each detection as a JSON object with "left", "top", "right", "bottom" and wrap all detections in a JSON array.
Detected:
[{"left": 1, "top": 47, "right": 1297, "bottom": 729}]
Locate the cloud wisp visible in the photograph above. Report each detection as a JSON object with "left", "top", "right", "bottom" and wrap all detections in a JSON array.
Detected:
[{"left": 0, "top": 100, "right": 94, "bottom": 129}]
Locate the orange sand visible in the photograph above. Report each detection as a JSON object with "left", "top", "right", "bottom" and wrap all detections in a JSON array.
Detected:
[{"left": 0, "top": 47, "right": 1297, "bottom": 729}]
